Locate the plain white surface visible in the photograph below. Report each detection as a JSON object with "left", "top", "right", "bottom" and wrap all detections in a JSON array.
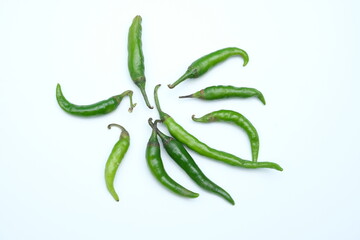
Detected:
[{"left": 1, "top": 0, "right": 360, "bottom": 239}]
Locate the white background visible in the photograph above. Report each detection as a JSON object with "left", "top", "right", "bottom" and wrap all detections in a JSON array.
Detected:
[{"left": 1, "top": 0, "right": 359, "bottom": 239}]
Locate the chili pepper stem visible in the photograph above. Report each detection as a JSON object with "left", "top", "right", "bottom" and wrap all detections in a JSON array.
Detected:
[
  {"left": 148, "top": 120, "right": 170, "bottom": 147},
  {"left": 148, "top": 118, "right": 163, "bottom": 127},
  {"left": 148, "top": 118, "right": 167, "bottom": 141},
  {"left": 192, "top": 114, "right": 217, "bottom": 122},
  {"left": 137, "top": 82, "right": 153, "bottom": 109},
  {"left": 168, "top": 71, "right": 193, "bottom": 89},
  {"left": 117, "top": 90, "right": 137, "bottom": 112},
  {"left": 154, "top": 84, "right": 162, "bottom": 112},
  {"left": 192, "top": 115, "right": 203, "bottom": 122},
  {"left": 108, "top": 123, "right": 125, "bottom": 131},
  {"left": 178, "top": 94, "right": 193, "bottom": 99},
  {"left": 148, "top": 118, "right": 160, "bottom": 129},
  {"left": 154, "top": 84, "right": 169, "bottom": 120},
  {"left": 108, "top": 123, "right": 129, "bottom": 138}
]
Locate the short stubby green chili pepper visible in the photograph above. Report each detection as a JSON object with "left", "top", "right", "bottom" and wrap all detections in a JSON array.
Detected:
[
  {"left": 168, "top": 47, "right": 249, "bottom": 89},
  {"left": 146, "top": 119, "right": 199, "bottom": 198},
  {"left": 154, "top": 84, "right": 282, "bottom": 171},
  {"left": 192, "top": 110, "right": 260, "bottom": 162},
  {"left": 149, "top": 118, "right": 234, "bottom": 205},
  {"left": 105, "top": 124, "right": 130, "bottom": 201},
  {"left": 56, "top": 83, "right": 136, "bottom": 117},
  {"left": 128, "top": 15, "right": 153, "bottom": 109},
  {"left": 179, "top": 85, "right": 266, "bottom": 105}
]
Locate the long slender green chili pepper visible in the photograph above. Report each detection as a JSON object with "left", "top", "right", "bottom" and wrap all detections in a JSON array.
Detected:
[
  {"left": 128, "top": 15, "right": 153, "bottom": 109},
  {"left": 168, "top": 47, "right": 249, "bottom": 89},
  {"left": 146, "top": 119, "right": 199, "bottom": 198},
  {"left": 105, "top": 124, "right": 130, "bottom": 201},
  {"left": 154, "top": 84, "right": 282, "bottom": 171},
  {"left": 56, "top": 83, "right": 136, "bottom": 116},
  {"left": 179, "top": 85, "right": 266, "bottom": 105},
  {"left": 149, "top": 118, "right": 234, "bottom": 205},
  {"left": 192, "top": 110, "right": 260, "bottom": 162}
]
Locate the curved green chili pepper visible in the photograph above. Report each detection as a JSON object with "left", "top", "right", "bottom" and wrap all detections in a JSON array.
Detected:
[
  {"left": 154, "top": 84, "right": 282, "bottom": 171},
  {"left": 146, "top": 119, "right": 199, "bottom": 198},
  {"left": 192, "top": 110, "right": 260, "bottom": 162},
  {"left": 128, "top": 15, "right": 153, "bottom": 109},
  {"left": 179, "top": 85, "right": 266, "bottom": 105},
  {"left": 56, "top": 83, "right": 136, "bottom": 117},
  {"left": 168, "top": 47, "right": 249, "bottom": 89},
  {"left": 149, "top": 119, "right": 234, "bottom": 205},
  {"left": 105, "top": 124, "right": 130, "bottom": 201}
]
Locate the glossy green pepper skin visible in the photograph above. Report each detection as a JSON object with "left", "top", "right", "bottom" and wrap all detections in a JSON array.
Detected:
[
  {"left": 149, "top": 119, "right": 234, "bottom": 205},
  {"left": 56, "top": 84, "right": 136, "bottom": 117},
  {"left": 128, "top": 15, "right": 153, "bottom": 109},
  {"left": 192, "top": 110, "right": 260, "bottom": 162},
  {"left": 146, "top": 119, "right": 199, "bottom": 198},
  {"left": 179, "top": 85, "right": 266, "bottom": 105},
  {"left": 154, "top": 84, "right": 282, "bottom": 171},
  {"left": 168, "top": 47, "right": 249, "bottom": 89},
  {"left": 104, "top": 124, "right": 130, "bottom": 201}
]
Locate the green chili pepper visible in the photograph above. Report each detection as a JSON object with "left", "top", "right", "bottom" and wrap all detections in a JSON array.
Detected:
[
  {"left": 149, "top": 118, "right": 234, "bottom": 205},
  {"left": 56, "top": 83, "right": 136, "bottom": 117},
  {"left": 168, "top": 47, "right": 249, "bottom": 89},
  {"left": 192, "top": 110, "right": 260, "bottom": 162},
  {"left": 154, "top": 84, "right": 282, "bottom": 171},
  {"left": 105, "top": 124, "right": 130, "bottom": 201},
  {"left": 179, "top": 85, "right": 266, "bottom": 105},
  {"left": 128, "top": 15, "right": 153, "bottom": 109},
  {"left": 146, "top": 118, "right": 199, "bottom": 198}
]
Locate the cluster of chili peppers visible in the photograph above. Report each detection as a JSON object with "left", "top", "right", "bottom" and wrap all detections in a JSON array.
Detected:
[{"left": 56, "top": 15, "right": 282, "bottom": 205}]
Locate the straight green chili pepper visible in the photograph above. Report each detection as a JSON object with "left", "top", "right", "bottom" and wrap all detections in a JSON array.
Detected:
[
  {"left": 146, "top": 119, "right": 199, "bottom": 198},
  {"left": 168, "top": 47, "right": 249, "bottom": 89},
  {"left": 128, "top": 15, "right": 153, "bottom": 109},
  {"left": 56, "top": 83, "right": 136, "bottom": 116},
  {"left": 105, "top": 124, "right": 130, "bottom": 201},
  {"left": 192, "top": 110, "right": 260, "bottom": 162},
  {"left": 179, "top": 85, "right": 266, "bottom": 105},
  {"left": 149, "top": 119, "right": 234, "bottom": 205},
  {"left": 154, "top": 84, "right": 282, "bottom": 171}
]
